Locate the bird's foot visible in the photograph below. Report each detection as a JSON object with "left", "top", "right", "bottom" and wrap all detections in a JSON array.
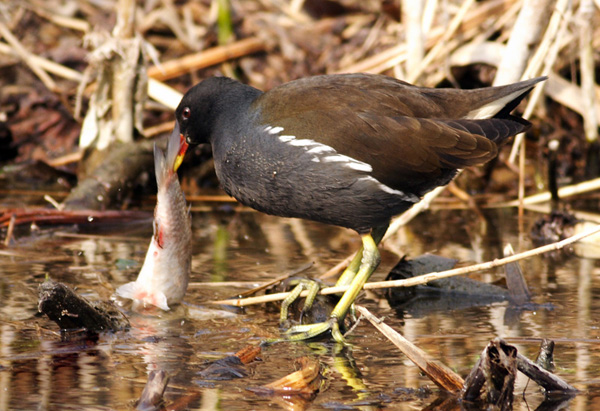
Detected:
[
  {"left": 284, "top": 316, "right": 346, "bottom": 343},
  {"left": 279, "top": 278, "right": 322, "bottom": 328}
]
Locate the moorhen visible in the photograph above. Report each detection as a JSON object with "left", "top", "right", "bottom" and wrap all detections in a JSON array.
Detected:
[{"left": 172, "top": 73, "right": 546, "bottom": 342}]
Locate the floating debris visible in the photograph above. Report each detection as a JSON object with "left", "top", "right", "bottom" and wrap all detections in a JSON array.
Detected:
[
  {"left": 248, "top": 356, "right": 322, "bottom": 398},
  {"left": 198, "top": 345, "right": 261, "bottom": 381}
]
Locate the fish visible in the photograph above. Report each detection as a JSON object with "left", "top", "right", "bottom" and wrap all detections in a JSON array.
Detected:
[{"left": 116, "top": 124, "right": 191, "bottom": 310}]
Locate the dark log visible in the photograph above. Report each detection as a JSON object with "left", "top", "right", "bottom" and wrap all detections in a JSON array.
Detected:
[
  {"left": 516, "top": 352, "right": 577, "bottom": 394},
  {"left": 462, "top": 356, "right": 485, "bottom": 401},
  {"left": 482, "top": 339, "right": 517, "bottom": 410},
  {"left": 385, "top": 254, "right": 510, "bottom": 314},
  {"left": 462, "top": 338, "right": 518, "bottom": 410},
  {"left": 463, "top": 337, "right": 577, "bottom": 408},
  {"left": 38, "top": 279, "right": 129, "bottom": 333},
  {"left": 63, "top": 138, "right": 155, "bottom": 210}
]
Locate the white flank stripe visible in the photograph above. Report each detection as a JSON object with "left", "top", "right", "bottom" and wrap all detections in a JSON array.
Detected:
[
  {"left": 268, "top": 126, "right": 284, "bottom": 135},
  {"left": 288, "top": 139, "right": 316, "bottom": 147},
  {"left": 358, "top": 176, "right": 411, "bottom": 198},
  {"left": 346, "top": 162, "right": 374, "bottom": 172},
  {"left": 307, "top": 145, "right": 335, "bottom": 154},
  {"left": 322, "top": 155, "right": 373, "bottom": 172},
  {"left": 264, "top": 125, "right": 372, "bottom": 173}
]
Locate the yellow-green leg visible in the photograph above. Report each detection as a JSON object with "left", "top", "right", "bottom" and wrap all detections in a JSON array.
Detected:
[
  {"left": 334, "top": 225, "right": 387, "bottom": 320},
  {"left": 285, "top": 223, "right": 388, "bottom": 343},
  {"left": 335, "top": 246, "right": 364, "bottom": 287}
]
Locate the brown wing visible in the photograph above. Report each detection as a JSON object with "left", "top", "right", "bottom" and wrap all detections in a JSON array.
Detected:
[
  {"left": 254, "top": 73, "right": 545, "bottom": 120},
  {"left": 259, "top": 108, "right": 510, "bottom": 194},
  {"left": 254, "top": 73, "right": 535, "bottom": 194}
]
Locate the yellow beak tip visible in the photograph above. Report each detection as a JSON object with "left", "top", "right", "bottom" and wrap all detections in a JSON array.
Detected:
[{"left": 173, "top": 134, "right": 189, "bottom": 172}]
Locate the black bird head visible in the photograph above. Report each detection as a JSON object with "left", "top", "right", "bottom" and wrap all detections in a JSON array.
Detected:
[{"left": 175, "top": 77, "right": 262, "bottom": 146}]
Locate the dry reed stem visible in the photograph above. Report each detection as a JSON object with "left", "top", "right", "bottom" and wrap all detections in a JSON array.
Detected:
[
  {"left": 406, "top": 0, "right": 476, "bottom": 84},
  {"left": 0, "top": 21, "right": 57, "bottom": 91},
  {"left": 493, "top": 0, "right": 563, "bottom": 224},
  {"left": 0, "top": 36, "right": 258, "bottom": 112},
  {"left": 402, "top": 0, "right": 424, "bottom": 78},
  {"left": 24, "top": 2, "right": 90, "bottom": 32},
  {"left": 507, "top": 0, "right": 572, "bottom": 163},
  {"left": 3, "top": 214, "right": 16, "bottom": 246},
  {"left": 143, "top": 121, "right": 175, "bottom": 138},
  {"left": 337, "top": 0, "right": 515, "bottom": 75},
  {"left": 450, "top": 43, "right": 600, "bottom": 121},
  {"left": 545, "top": 74, "right": 600, "bottom": 121},
  {"left": 318, "top": 253, "right": 356, "bottom": 280},
  {"left": 498, "top": 177, "right": 600, "bottom": 207},
  {"left": 356, "top": 305, "right": 464, "bottom": 393},
  {"left": 45, "top": 152, "right": 84, "bottom": 167},
  {"left": 0, "top": 42, "right": 82, "bottom": 81},
  {"left": 471, "top": 1, "right": 522, "bottom": 45},
  {"left": 147, "top": 37, "right": 266, "bottom": 82},
  {"left": 384, "top": 185, "right": 447, "bottom": 242},
  {"left": 523, "top": 204, "right": 600, "bottom": 223},
  {"left": 493, "top": 0, "right": 556, "bottom": 86},
  {"left": 147, "top": 78, "right": 182, "bottom": 110},
  {"left": 209, "top": 223, "right": 600, "bottom": 307},
  {"left": 577, "top": 0, "right": 599, "bottom": 143},
  {"left": 514, "top": 2, "right": 567, "bottom": 221}
]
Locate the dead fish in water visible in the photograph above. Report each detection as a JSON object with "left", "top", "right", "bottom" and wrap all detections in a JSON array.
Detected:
[{"left": 117, "top": 124, "right": 191, "bottom": 310}]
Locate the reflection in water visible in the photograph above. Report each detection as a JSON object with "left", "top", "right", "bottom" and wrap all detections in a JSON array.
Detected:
[{"left": 0, "top": 209, "right": 599, "bottom": 409}]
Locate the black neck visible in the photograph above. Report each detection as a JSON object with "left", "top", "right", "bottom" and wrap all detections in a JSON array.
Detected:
[{"left": 210, "top": 81, "right": 263, "bottom": 142}]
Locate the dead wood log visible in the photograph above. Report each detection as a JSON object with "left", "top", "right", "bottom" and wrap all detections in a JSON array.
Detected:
[
  {"left": 38, "top": 279, "right": 129, "bottom": 333},
  {"left": 516, "top": 352, "right": 577, "bottom": 394},
  {"left": 463, "top": 337, "right": 577, "bottom": 408},
  {"left": 63, "top": 138, "right": 154, "bottom": 210},
  {"left": 462, "top": 338, "right": 517, "bottom": 410}
]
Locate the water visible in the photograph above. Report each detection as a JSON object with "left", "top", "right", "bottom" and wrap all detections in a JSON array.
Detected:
[{"left": 1, "top": 207, "right": 600, "bottom": 410}]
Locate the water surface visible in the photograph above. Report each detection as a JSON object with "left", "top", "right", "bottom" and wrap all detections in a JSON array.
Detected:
[{"left": 1, "top": 207, "right": 599, "bottom": 410}]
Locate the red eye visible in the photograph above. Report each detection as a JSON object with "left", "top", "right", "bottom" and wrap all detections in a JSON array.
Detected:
[{"left": 182, "top": 107, "right": 191, "bottom": 120}]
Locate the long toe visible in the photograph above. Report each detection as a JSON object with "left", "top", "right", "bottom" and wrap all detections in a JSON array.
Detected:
[
  {"left": 279, "top": 278, "right": 324, "bottom": 326},
  {"left": 285, "top": 318, "right": 337, "bottom": 341}
]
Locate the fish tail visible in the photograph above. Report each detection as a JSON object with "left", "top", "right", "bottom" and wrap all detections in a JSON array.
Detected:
[
  {"left": 154, "top": 128, "right": 186, "bottom": 187},
  {"left": 154, "top": 143, "right": 168, "bottom": 188}
]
